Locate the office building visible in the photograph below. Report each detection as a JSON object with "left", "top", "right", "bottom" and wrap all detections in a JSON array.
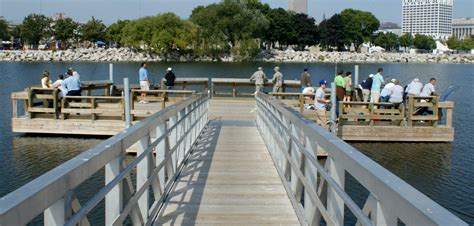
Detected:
[
  {"left": 288, "top": 0, "right": 308, "bottom": 15},
  {"left": 452, "top": 17, "right": 474, "bottom": 39},
  {"left": 402, "top": 0, "right": 453, "bottom": 40}
]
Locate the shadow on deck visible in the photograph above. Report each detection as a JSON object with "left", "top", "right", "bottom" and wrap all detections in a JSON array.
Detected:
[{"left": 153, "top": 119, "right": 299, "bottom": 225}]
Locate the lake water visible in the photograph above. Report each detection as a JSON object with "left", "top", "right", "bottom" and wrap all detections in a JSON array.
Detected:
[{"left": 0, "top": 61, "right": 473, "bottom": 224}]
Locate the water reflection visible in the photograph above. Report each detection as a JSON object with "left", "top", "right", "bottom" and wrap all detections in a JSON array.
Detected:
[
  {"left": 351, "top": 142, "right": 453, "bottom": 191},
  {"left": 9, "top": 136, "right": 102, "bottom": 191}
]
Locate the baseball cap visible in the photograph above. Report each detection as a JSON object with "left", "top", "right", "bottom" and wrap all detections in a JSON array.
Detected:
[
  {"left": 369, "top": 74, "right": 374, "bottom": 78},
  {"left": 167, "top": 67, "right": 172, "bottom": 71},
  {"left": 319, "top": 79, "right": 327, "bottom": 85}
]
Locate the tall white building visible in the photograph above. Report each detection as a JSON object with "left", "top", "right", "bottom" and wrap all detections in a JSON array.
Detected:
[
  {"left": 402, "top": 0, "right": 453, "bottom": 40},
  {"left": 288, "top": 0, "right": 308, "bottom": 15}
]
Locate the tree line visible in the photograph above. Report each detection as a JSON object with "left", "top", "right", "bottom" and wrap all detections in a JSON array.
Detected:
[{"left": 0, "top": 0, "right": 473, "bottom": 59}]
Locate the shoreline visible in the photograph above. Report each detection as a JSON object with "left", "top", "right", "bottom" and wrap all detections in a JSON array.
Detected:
[{"left": 0, "top": 48, "right": 473, "bottom": 64}]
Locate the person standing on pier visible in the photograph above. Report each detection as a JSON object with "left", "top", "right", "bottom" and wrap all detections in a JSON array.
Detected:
[
  {"left": 164, "top": 67, "right": 176, "bottom": 90},
  {"left": 360, "top": 74, "right": 373, "bottom": 103},
  {"left": 139, "top": 63, "right": 150, "bottom": 103},
  {"left": 300, "top": 68, "right": 311, "bottom": 90},
  {"left": 334, "top": 69, "right": 345, "bottom": 116},
  {"left": 371, "top": 68, "right": 384, "bottom": 103},
  {"left": 343, "top": 71, "right": 353, "bottom": 102},
  {"left": 272, "top": 66, "right": 283, "bottom": 93},
  {"left": 250, "top": 67, "right": 267, "bottom": 93},
  {"left": 315, "top": 80, "right": 330, "bottom": 128}
]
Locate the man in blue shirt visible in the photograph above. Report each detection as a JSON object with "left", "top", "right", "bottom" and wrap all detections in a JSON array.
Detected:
[
  {"left": 139, "top": 63, "right": 150, "bottom": 103},
  {"left": 371, "top": 68, "right": 384, "bottom": 103},
  {"left": 61, "top": 69, "right": 81, "bottom": 97}
]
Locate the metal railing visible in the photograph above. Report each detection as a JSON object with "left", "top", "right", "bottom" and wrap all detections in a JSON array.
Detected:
[
  {"left": 0, "top": 94, "right": 209, "bottom": 226},
  {"left": 255, "top": 92, "right": 466, "bottom": 226}
]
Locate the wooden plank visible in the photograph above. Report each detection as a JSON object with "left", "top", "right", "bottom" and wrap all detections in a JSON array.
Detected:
[
  {"left": 338, "top": 125, "right": 454, "bottom": 142},
  {"left": 154, "top": 121, "right": 299, "bottom": 225}
]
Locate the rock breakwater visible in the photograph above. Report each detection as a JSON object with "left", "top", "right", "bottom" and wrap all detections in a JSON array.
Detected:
[{"left": 0, "top": 48, "right": 473, "bottom": 64}]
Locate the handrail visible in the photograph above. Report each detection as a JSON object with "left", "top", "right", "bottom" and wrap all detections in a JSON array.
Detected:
[
  {"left": 0, "top": 94, "right": 210, "bottom": 226},
  {"left": 255, "top": 92, "right": 467, "bottom": 226},
  {"left": 160, "top": 77, "right": 209, "bottom": 91},
  {"left": 211, "top": 78, "right": 301, "bottom": 98}
]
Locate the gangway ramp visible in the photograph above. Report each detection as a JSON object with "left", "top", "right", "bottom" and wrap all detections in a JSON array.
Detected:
[{"left": 154, "top": 119, "right": 299, "bottom": 225}]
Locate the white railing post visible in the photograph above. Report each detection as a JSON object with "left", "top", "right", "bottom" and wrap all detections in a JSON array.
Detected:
[
  {"left": 137, "top": 134, "right": 151, "bottom": 221},
  {"left": 304, "top": 135, "right": 320, "bottom": 226},
  {"left": 156, "top": 123, "right": 167, "bottom": 192},
  {"left": 109, "top": 63, "right": 114, "bottom": 83},
  {"left": 354, "top": 65, "right": 359, "bottom": 88},
  {"left": 44, "top": 198, "right": 65, "bottom": 226},
  {"left": 330, "top": 82, "right": 337, "bottom": 134},
  {"left": 177, "top": 109, "right": 186, "bottom": 166},
  {"left": 169, "top": 114, "right": 178, "bottom": 172},
  {"left": 105, "top": 156, "right": 123, "bottom": 226},
  {"left": 124, "top": 78, "right": 131, "bottom": 128},
  {"left": 326, "top": 157, "right": 345, "bottom": 225}
]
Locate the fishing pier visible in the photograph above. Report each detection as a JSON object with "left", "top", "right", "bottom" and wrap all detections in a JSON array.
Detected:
[
  {"left": 11, "top": 76, "right": 454, "bottom": 142},
  {"left": 0, "top": 90, "right": 467, "bottom": 225}
]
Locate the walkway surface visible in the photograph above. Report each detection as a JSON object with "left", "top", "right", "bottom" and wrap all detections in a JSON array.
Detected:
[{"left": 153, "top": 115, "right": 300, "bottom": 225}]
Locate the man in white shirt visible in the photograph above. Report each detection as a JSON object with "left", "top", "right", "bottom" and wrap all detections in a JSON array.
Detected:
[
  {"left": 315, "top": 80, "right": 330, "bottom": 129},
  {"left": 389, "top": 80, "right": 404, "bottom": 104},
  {"left": 52, "top": 74, "right": 67, "bottom": 98},
  {"left": 380, "top": 78, "right": 396, "bottom": 102},
  {"left": 417, "top": 78, "right": 437, "bottom": 116},
  {"left": 405, "top": 78, "right": 423, "bottom": 96},
  {"left": 420, "top": 78, "right": 436, "bottom": 97}
]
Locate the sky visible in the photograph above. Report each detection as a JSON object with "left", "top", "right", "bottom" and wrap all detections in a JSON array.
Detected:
[{"left": 0, "top": 0, "right": 472, "bottom": 25}]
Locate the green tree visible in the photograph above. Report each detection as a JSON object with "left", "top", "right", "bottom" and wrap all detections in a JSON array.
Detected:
[
  {"left": 399, "top": 33, "right": 413, "bottom": 51},
  {"left": 288, "top": 13, "right": 319, "bottom": 50},
  {"left": 373, "top": 32, "right": 399, "bottom": 51},
  {"left": 21, "top": 14, "right": 52, "bottom": 47},
  {"left": 106, "top": 20, "right": 130, "bottom": 45},
  {"left": 121, "top": 13, "right": 197, "bottom": 57},
  {"left": 263, "top": 8, "right": 293, "bottom": 48},
  {"left": 340, "top": 9, "right": 379, "bottom": 51},
  {"left": 319, "top": 14, "right": 346, "bottom": 51},
  {"left": 190, "top": 0, "right": 269, "bottom": 58},
  {"left": 0, "top": 19, "right": 9, "bottom": 40},
  {"left": 459, "top": 36, "right": 474, "bottom": 50},
  {"left": 80, "top": 17, "right": 106, "bottom": 42},
  {"left": 53, "top": 18, "right": 79, "bottom": 49},
  {"left": 446, "top": 36, "right": 460, "bottom": 50},
  {"left": 413, "top": 34, "right": 436, "bottom": 51}
]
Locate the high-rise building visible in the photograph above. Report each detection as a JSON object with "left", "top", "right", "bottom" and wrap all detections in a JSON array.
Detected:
[
  {"left": 452, "top": 17, "right": 474, "bottom": 39},
  {"left": 288, "top": 0, "right": 308, "bottom": 15},
  {"left": 402, "top": 0, "right": 453, "bottom": 40}
]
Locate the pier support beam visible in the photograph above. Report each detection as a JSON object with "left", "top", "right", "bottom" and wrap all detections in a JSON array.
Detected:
[
  {"left": 330, "top": 82, "right": 337, "bottom": 134},
  {"left": 354, "top": 65, "right": 359, "bottom": 87},
  {"left": 44, "top": 198, "right": 65, "bottom": 226},
  {"left": 105, "top": 156, "right": 123, "bottom": 226},
  {"left": 124, "top": 78, "right": 131, "bottom": 128}
]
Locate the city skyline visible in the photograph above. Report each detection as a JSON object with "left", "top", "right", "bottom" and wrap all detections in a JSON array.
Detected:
[{"left": 0, "top": 0, "right": 472, "bottom": 25}]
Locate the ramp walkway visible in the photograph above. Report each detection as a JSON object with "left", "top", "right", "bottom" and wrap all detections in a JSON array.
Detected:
[{"left": 154, "top": 120, "right": 299, "bottom": 225}]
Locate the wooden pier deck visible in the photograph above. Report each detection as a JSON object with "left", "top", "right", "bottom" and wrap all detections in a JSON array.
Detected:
[{"left": 153, "top": 120, "right": 299, "bottom": 225}]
